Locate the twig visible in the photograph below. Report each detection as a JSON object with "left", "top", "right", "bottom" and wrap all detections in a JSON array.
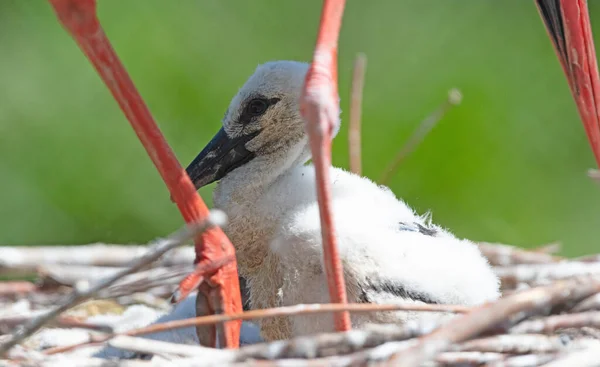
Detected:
[
  {"left": 37, "top": 264, "right": 195, "bottom": 299},
  {"left": 0, "top": 245, "right": 195, "bottom": 276},
  {"left": 456, "top": 334, "right": 569, "bottom": 355},
  {"left": 571, "top": 293, "right": 600, "bottom": 312},
  {"left": 495, "top": 262, "right": 600, "bottom": 289},
  {"left": 0, "top": 282, "right": 37, "bottom": 296},
  {"left": 539, "top": 340, "right": 600, "bottom": 367},
  {"left": 0, "top": 210, "right": 227, "bottom": 356},
  {"left": 573, "top": 254, "right": 600, "bottom": 263},
  {"left": 44, "top": 302, "right": 464, "bottom": 355},
  {"left": 488, "top": 353, "right": 556, "bottom": 367},
  {"left": 0, "top": 313, "right": 113, "bottom": 335},
  {"left": 509, "top": 312, "right": 600, "bottom": 334},
  {"left": 379, "top": 88, "right": 462, "bottom": 185},
  {"left": 348, "top": 52, "right": 367, "bottom": 176},
  {"left": 235, "top": 326, "right": 427, "bottom": 361},
  {"left": 530, "top": 243, "right": 562, "bottom": 255},
  {"left": 434, "top": 351, "right": 506, "bottom": 365},
  {"left": 107, "top": 335, "right": 231, "bottom": 360},
  {"left": 588, "top": 168, "right": 600, "bottom": 184},
  {"left": 388, "top": 275, "right": 600, "bottom": 366},
  {"left": 478, "top": 242, "right": 562, "bottom": 266}
]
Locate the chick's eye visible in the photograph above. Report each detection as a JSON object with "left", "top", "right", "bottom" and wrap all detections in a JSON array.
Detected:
[{"left": 247, "top": 98, "right": 269, "bottom": 116}]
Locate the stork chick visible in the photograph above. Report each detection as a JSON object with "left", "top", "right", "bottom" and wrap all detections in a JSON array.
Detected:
[{"left": 185, "top": 61, "right": 500, "bottom": 341}]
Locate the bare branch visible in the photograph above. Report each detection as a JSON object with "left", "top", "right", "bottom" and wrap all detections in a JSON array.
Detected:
[
  {"left": 37, "top": 264, "right": 195, "bottom": 299},
  {"left": 107, "top": 335, "right": 231, "bottom": 360},
  {"left": 0, "top": 282, "right": 37, "bottom": 296},
  {"left": 478, "top": 242, "right": 562, "bottom": 266},
  {"left": 0, "top": 245, "right": 195, "bottom": 276},
  {"left": 495, "top": 262, "right": 600, "bottom": 289},
  {"left": 388, "top": 275, "right": 600, "bottom": 366},
  {"left": 456, "top": 334, "right": 569, "bottom": 355},
  {"left": 0, "top": 210, "right": 227, "bottom": 356},
  {"left": 488, "top": 353, "right": 556, "bottom": 367},
  {"left": 539, "top": 340, "right": 600, "bottom": 367},
  {"left": 509, "top": 312, "right": 600, "bottom": 334},
  {"left": 348, "top": 52, "right": 367, "bottom": 175},
  {"left": 571, "top": 293, "right": 600, "bottom": 312},
  {"left": 379, "top": 88, "right": 462, "bottom": 185},
  {"left": 44, "top": 302, "right": 463, "bottom": 355},
  {"left": 530, "top": 243, "right": 562, "bottom": 255},
  {"left": 588, "top": 168, "right": 600, "bottom": 184}
]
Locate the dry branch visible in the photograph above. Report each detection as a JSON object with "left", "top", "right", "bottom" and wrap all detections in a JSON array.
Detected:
[
  {"left": 348, "top": 52, "right": 367, "bottom": 176},
  {"left": 37, "top": 264, "right": 195, "bottom": 299},
  {"left": 588, "top": 168, "right": 600, "bottom": 184},
  {"left": 107, "top": 335, "right": 230, "bottom": 360},
  {"left": 0, "top": 210, "right": 227, "bottom": 356},
  {"left": 0, "top": 245, "right": 195, "bottom": 276},
  {"left": 0, "top": 313, "right": 113, "bottom": 335},
  {"left": 509, "top": 312, "right": 600, "bottom": 334},
  {"left": 455, "top": 334, "right": 569, "bottom": 355},
  {"left": 379, "top": 88, "right": 462, "bottom": 185},
  {"left": 43, "top": 302, "right": 461, "bottom": 356},
  {"left": 0, "top": 282, "right": 37, "bottom": 296},
  {"left": 539, "top": 340, "right": 600, "bottom": 367},
  {"left": 488, "top": 353, "right": 556, "bottom": 367},
  {"left": 571, "top": 293, "right": 600, "bottom": 312},
  {"left": 530, "top": 243, "right": 562, "bottom": 255},
  {"left": 388, "top": 275, "right": 600, "bottom": 366},
  {"left": 478, "top": 242, "right": 562, "bottom": 266},
  {"left": 495, "top": 262, "right": 600, "bottom": 289}
]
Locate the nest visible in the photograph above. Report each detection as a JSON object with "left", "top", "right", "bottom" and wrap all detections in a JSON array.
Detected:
[{"left": 1, "top": 217, "right": 600, "bottom": 367}]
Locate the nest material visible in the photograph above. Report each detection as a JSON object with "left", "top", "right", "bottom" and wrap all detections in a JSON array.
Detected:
[{"left": 1, "top": 240, "right": 600, "bottom": 366}]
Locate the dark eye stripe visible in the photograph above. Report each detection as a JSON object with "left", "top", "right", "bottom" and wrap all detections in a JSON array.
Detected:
[{"left": 237, "top": 96, "right": 281, "bottom": 125}]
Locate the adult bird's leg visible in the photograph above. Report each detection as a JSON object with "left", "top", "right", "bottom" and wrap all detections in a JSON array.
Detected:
[
  {"left": 47, "top": 0, "right": 242, "bottom": 348},
  {"left": 535, "top": 0, "right": 600, "bottom": 167},
  {"left": 300, "top": 0, "right": 351, "bottom": 332}
]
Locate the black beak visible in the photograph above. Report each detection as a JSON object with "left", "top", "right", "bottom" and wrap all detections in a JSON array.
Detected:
[{"left": 185, "top": 127, "right": 260, "bottom": 190}]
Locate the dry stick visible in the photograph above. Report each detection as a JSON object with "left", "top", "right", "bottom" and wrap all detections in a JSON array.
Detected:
[
  {"left": 0, "top": 314, "right": 113, "bottom": 334},
  {"left": 37, "top": 264, "right": 196, "bottom": 299},
  {"left": 434, "top": 351, "right": 507, "bottom": 365},
  {"left": 43, "top": 302, "right": 467, "bottom": 356},
  {"left": 0, "top": 245, "right": 195, "bottom": 276},
  {"left": 489, "top": 353, "right": 556, "bottom": 367},
  {"left": 379, "top": 88, "right": 463, "bottom": 185},
  {"left": 0, "top": 282, "right": 37, "bottom": 296},
  {"left": 455, "top": 334, "right": 570, "bottom": 355},
  {"left": 571, "top": 293, "right": 600, "bottom": 312},
  {"left": 539, "top": 341, "right": 600, "bottom": 367},
  {"left": 0, "top": 210, "right": 227, "bottom": 356},
  {"left": 477, "top": 242, "right": 562, "bottom": 266},
  {"left": 107, "top": 335, "right": 230, "bottom": 360},
  {"left": 348, "top": 53, "right": 367, "bottom": 175},
  {"left": 388, "top": 275, "right": 600, "bottom": 367},
  {"left": 509, "top": 311, "right": 600, "bottom": 334},
  {"left": 494, "top": 262, "right": 600, "bottom": 289},
  {"left": 588, "top": 168, "right": 600, "bottom": 184},
  {"left": 530, "top": 243, "right": 562, "bottom": 255}
]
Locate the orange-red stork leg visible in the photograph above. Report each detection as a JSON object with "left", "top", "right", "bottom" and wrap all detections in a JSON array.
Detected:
[
  {"left": 47, "top": 0, "right": 241, "bottom": 348},
  {"left": 535, "top": 0, "right": 600, "bottom": 167},
  {"left": 300, "top": 0, "right": 351, "bottom": 332}
]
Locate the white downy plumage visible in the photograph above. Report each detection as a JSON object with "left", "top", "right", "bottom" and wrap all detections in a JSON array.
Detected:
[{"left": 183, "top": 60, "right": 501, "bottom": 341}]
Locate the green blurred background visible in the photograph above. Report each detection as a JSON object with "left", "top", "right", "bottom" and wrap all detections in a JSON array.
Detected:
[{"left": 0, "top": 1, "right": 598, "bottom": 257}]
